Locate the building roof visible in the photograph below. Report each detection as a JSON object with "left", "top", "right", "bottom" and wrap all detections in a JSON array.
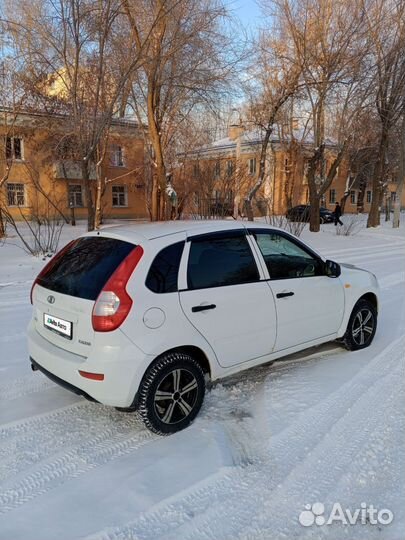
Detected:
[
  {"left": 188, "top": 127, "right": 337, "bottom": 158},
  {"left": 0, "top": 107, "right": 143, "bottom": 130}
]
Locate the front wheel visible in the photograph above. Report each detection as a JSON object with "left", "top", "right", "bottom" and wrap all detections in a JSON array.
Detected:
[
  {"left": 343, "top": 299, "right": 377, "bottom": 351},
  {"left": 137, "top": 352, "right": 205, "bottom": 435}
]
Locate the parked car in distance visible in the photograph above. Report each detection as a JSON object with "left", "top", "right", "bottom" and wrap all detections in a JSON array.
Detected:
[
  {"left": 286, "top": 205, "right": 335, "bottom": 223},
  {"left": 28, "top": 221, "right": 379, "bottom": 435}
]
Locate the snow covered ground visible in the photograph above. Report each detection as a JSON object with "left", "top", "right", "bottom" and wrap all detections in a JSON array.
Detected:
[{"left": 0, "top": 216, "right": 404, "bottom": 540}]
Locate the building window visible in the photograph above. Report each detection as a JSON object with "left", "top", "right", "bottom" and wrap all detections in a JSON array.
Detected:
[
  {"left": 193, "top": 163, "right": 200, "bottom": 178},
  {"left": 366, "top": 190, "right": 372, "bottom": 204},
  {"left": 5, "top": 137, "right": 23, "bottom": 160},
  {"left": 68, "top": 184, "right": 84, "bottom": 207},
  {"left": 214, "top": 161, "right": 221, "bottom": 178},
  {"left": 248, "top": 158, "right": 256, "bottom": 175},
  {"left": 227, "top": 160, "right": 234, "bottom": 177},
  {"left": 391, "top": 191, "right": 397, "bottom": 202},
  {"left": 329, "top": 189, "right": 336, "bottom": 204},
  {"left": 112, "top": 185, "right": 128, "bottom": 207},
  {"left": 110, "top": 145, "right": 124, "bottom": 167},
  {"left": 7, "top": 183, "right": 26, "bottom": 206},
  {"left": 350, "top": 190, "right": 357, "bottom": 204}
]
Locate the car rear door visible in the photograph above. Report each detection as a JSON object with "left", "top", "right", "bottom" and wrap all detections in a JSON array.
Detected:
[
  {"left": 179, "top": 230, "right": 277, "bottom": 368},
  {"left": 249, "top": 229, "right": 344, "bottom": 352},
  {"left": 31, "top": 236, "right": 137, "bottom": 357}
]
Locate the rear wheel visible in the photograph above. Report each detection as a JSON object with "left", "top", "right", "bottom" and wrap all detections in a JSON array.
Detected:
[
  {"left": 137, "top": 352, "right": 205, "bottom": 435},
  {"left": 343, "top": 299, "right": 377, "bottom": 351}
]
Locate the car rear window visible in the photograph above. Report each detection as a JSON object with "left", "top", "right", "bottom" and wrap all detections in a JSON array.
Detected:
[{"left": 37, "top": 236, "right": 136, "bottom": 300}]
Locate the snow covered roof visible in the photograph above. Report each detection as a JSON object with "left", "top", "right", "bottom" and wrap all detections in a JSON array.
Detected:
[{"left": 191, "top": 127, "right": 337, "bottom": 157}]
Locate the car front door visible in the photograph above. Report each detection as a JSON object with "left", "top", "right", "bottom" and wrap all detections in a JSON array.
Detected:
[
  {"left": 179, "top": 230, "right": 277, "bottom": 368},
  {"left": 249, "top": 229, "right": 345, "bottom": 352}
]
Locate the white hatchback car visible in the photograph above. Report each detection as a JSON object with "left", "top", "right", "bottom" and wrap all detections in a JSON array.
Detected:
[{"left": 28, "top": 221, "right": 379, "bottom": 434}]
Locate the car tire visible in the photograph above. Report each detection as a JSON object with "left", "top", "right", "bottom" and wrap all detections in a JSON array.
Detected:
[
  {"left": 320, "top": 217, "right": 325, "bottom": 224},
  {"left": 137, "top": 352, "right": 205, "bottom": 435},
  {"left": 342, "top": 299, "right": 377, "bottom": 351}
]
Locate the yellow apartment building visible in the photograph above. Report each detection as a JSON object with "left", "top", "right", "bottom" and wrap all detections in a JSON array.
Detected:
[
  {"left": 182, "top": 124, "right": 403, "bottom": 217},
  {"left": 0, "top": 109, "right": 149, "bottom": 223}
]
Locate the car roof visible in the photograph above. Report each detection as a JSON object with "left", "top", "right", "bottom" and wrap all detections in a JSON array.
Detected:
[{"left": 86, "top": 220, "right": 279, "bottom": 242}]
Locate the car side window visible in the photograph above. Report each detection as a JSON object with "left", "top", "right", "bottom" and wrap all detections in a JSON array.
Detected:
[
  {"left": 252, "top": 231, "right": 323, "bottom": 279},
  {"left": 145, "top": 241, "right": 185, "bottom": 293},
  {"left": 187, "top": 233, "right": 259, "bottom": 290}
]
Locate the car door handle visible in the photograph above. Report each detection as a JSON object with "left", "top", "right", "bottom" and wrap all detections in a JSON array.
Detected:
[
  {"left": 191, "top": 304, "right": 217, "bottom": 313},
  {"left": 276, "top": 291, "right": 295, "bottom": 299}
]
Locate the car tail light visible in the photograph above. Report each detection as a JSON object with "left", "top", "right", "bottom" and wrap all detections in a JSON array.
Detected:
[
  {"left": 30, "top": 240, "right": 78, "bottom": 304},
  {"left": 92, "top": 245, "right": 144, "bottom": 332}
]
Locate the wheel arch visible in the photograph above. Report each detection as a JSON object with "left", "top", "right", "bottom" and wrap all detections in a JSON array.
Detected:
[
  {"left": 358, "top": 292, "right": 378, "bottom": 313},
  {"left": 152, "top": 345, "right": 212, "bottom": 378}
]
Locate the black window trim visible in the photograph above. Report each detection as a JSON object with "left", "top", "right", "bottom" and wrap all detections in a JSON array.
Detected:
[
  {"left": 186, "top": 229, "right": 246, "bottom": 242},
  {"left": 247, "top": 228, "right": 326, "bottom": 281},
  {"left": 184, "top": 229, "right": 261, "bottom": 291}
]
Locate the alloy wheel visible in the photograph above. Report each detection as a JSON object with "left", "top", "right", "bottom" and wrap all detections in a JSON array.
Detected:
[
  {"left": 351, "top": 308, "right": 375, "bottom": 346},
  {"left": 154, "top": 368, "right": 199, "bottom": 425}
]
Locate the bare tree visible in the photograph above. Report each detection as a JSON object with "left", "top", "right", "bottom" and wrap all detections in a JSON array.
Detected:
[
  {"left": 123, "top": 0, "right": 234, "bottom": 221},
  {"left": 364, "top": 0, "right": 405, "bottom": 227},
  {"left": 244, "top": 26, "right": 301, "bottom": 221},
  {"left": 4, "top": 0, "right": 151, "bottom": 231},
  {"left": 273, "top": 0, "right": 371, "bottom": 231}
]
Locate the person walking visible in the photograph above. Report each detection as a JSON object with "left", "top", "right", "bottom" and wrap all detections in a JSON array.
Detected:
[{"left": 334, "top": 202, "right": 343, "bottom": 226}]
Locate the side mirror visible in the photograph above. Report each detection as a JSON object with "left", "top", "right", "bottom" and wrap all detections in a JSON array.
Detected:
[{"left": 325, "top": 259, "right": 341, "bottom": 278}]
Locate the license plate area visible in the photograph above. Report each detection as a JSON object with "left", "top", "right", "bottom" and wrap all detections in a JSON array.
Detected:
[{"left": 43, "top": 313, "right": 73, "bottom": 340}]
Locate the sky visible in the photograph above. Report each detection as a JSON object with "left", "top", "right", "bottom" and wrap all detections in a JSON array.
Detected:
[{"left": 229, "top": 0, "right": 262, "bottom": 30}]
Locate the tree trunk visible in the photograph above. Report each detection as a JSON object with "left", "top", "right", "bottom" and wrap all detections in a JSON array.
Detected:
[
  {"left": 309, "top": 190, "right": 321, "bottom": 232},
  {"left": 356, "top": 181, "right": 366, "bottom": 213},
  {"left": 367, "top": 127, "right": 389, "bottom": 228},
  {"left": 0, "top": 208, "right": 5, "bottom": 238},
  {"left": 385, "top": 196, "right": 390, "bottom": 221},
  {"left": 245, "top": 127, "right": 272, "bottom": 221},
  {"left": 233, "top": 131, "right": 242, "bottom": 220},
  {"left": 82, "top": 162, "right": 95, "bottom": 231},
  {"left": 94, "top": 177, "right": 103, "bottom": 229},
  {"left": 340, "top": 193, "right": 349, "bottom": 214},
  {"left": 393, "top": 112, "right": 405, "bottom": 228},
  {"left": 147, "top": 82, "right": 166, "bottom": 221},
  {"left": 306, "top": 144, "right": 324, "bottom": 232}
]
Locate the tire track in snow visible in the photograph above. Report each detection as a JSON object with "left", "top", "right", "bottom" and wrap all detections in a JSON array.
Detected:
[
  {"left": 0, "top": 373, "right": 55, "bottom": 401},
  {"left": 0, "top": 414, "right": 155, "bottom": 514},
  {"left": 169, "top": 336, "right": 405, "bottom": 540},
  {"left": 83, "top": 336, "right": 404, "bottom": 540},
  {"left": 323, "top": 241, "right": 405, "bottom": 258},
  {"left": 229, "top": 344, "right": 404, "bottom": 540},
  {"left": 0, "top": 401, "right": 154, "bottom": 485}
]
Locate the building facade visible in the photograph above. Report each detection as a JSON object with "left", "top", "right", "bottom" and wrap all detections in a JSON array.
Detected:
[
  {"left": 183, "top": 125, "right": 403, "bottom": 217},
  {"left": 1, "top": 109, "right": 149, "bottom": 223}
]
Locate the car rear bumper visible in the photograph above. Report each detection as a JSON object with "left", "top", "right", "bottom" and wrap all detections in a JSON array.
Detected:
[
  {"left": 27, "top": 319, "right": 153, "bottom": 407},
  {"left": 30, "top": 357, "right": 98, "bottom": 402}
]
